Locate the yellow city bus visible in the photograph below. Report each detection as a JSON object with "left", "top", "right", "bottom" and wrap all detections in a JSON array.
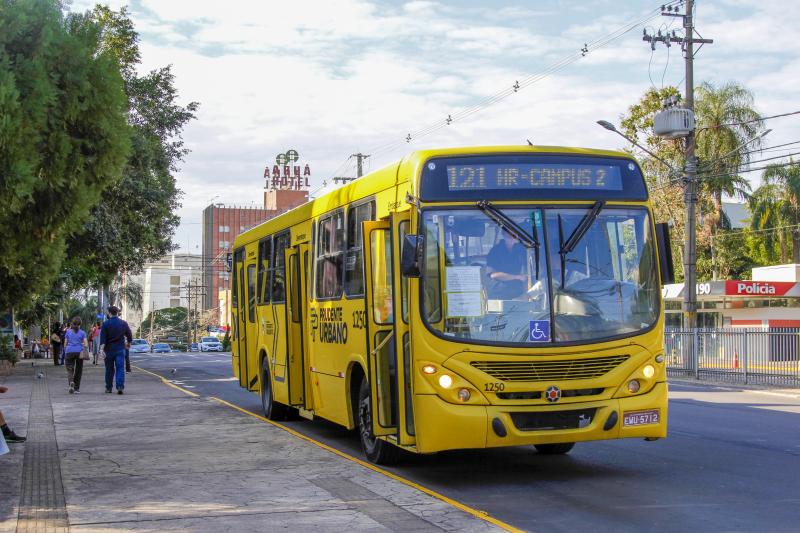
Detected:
[{"left": 231, "top": 145, "right": 674, "bottom": 464}]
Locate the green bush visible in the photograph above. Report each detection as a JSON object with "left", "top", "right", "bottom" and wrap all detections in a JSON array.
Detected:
[{"left": 0, "top": 335, "right": 19, "bottom": 366}]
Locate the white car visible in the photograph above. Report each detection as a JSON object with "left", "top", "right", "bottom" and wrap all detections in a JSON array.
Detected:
[
  {"left": 129, "top": 339, "right": 151, "bottom": 353},
  {"left": 199, "top": 336, "right": 223, "bottom": 352}
]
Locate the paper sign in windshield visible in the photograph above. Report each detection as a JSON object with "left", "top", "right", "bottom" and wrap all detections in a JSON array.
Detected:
[
  {"left": 447, "top": 293, "right": 482, "bottom": 317},
  {"left": 445, "top": 266, "right": 482, "bottom": 293},
  {"left": 529, "top": 320, "right": 550, "bottom": 342}
]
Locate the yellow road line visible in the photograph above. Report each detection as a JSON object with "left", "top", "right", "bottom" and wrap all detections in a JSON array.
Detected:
[
  {"left": 209, "top": 396, "right": 524, "bottom": 533},
  {"left": 132, "top": 366, "right": 200, "bottom": 397}
]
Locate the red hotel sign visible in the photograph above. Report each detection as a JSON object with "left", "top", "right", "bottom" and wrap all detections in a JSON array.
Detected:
[{"left": 724, "top": 281, "right": 796, "bottom": 296}]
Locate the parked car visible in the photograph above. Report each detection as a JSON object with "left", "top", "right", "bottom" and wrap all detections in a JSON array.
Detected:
[
  {"left": 129, "top": 339, "right": 151, "bottom": 354},
  {"left": 190, "top": 343, "right": 199, "bottom": 352},
  {"left": 199, "top": 336, "right": 222, "bottom": 352},
  {"left": 152, "top": 343, "right": 171, "bottom": 354}
]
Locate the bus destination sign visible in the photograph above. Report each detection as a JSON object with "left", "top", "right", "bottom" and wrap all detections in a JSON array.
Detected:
[{"left": 446, "top": 163, "right": 623, "bottom": 192}]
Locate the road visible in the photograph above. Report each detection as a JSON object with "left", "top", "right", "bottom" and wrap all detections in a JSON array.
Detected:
[{"left": 132, "top": 351, "right": 800, "bottom": 533}]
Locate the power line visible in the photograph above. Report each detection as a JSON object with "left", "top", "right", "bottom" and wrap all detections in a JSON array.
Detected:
[
  {"left": 707, "top": 109, "right": 800, "bottom": 128},
  {"left": 363, "top": 0, "right": 684, "bottom": 158}
]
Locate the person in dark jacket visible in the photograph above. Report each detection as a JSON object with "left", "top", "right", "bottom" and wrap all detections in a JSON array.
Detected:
[
  {"left": 50, "top": 322, "right": 62, "bottom": 366},
  {"left": 100, "top": 306, "right": 133, "bottom": 395}
]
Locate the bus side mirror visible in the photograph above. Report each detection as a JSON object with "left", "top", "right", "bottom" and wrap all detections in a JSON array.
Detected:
[
  {"left": 655, "top": 223, "right": 675, "bottom": 284},
  {"left": 400, "top": 234, "right": 424, "bottom": 278}
]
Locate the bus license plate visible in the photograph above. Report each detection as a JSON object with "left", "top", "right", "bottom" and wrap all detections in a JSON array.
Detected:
[{"left": 623, "top": 409, "right": 660, "bottom": 427}]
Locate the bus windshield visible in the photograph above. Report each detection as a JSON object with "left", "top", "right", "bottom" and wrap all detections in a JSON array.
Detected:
[{"left": 420, "top": 206, "right": 659, "bottom": 345}]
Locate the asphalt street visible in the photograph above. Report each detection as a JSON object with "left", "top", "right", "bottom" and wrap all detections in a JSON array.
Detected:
[{"left": 132, "top": 351, "right": 800, "bottom": 533}]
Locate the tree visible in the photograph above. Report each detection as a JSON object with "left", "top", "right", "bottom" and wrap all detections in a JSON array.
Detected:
[
  {"left": 0, "top": 0, "right": 130, "bottom": 310},
  {"left": 64, "top": 6, "right": 198, "bottom": 287},
  {"left": 620, "top": 87, "right": 686, "bottom": 279},
  {"left": 694, "top": 82, "right": 763, "bottom": 278},
  {"left": 137, "top": 307, "right": 187, "bottom": 341},
  {"left": 749, "top": 161, "right": 800, "bottom": 263}
]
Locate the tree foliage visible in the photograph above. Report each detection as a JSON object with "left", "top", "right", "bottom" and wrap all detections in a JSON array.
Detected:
[
  {"left": 749, "top": 161, "right": 800, "bottom": 263},
  {"left": 0, "top": 0, "right": 130, "bottom": 309},
  {"left": 64, "top": 6, "right": 198, "bottom": 286},
  {"left": 619, "top": 83, "right": 766, "bottom": 282}
]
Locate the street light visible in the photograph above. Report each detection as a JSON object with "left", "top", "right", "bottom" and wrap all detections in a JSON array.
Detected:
[{"left": 596, "top": 120, "right": 678, "bottom": 173}]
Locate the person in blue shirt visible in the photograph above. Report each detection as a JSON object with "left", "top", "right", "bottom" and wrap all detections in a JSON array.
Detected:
[
  {"left": 64, "top": 317, "right": 88, "bottom": 394},
  {"left": 100, "top": 306, "right": 133, "bottom": 395}
]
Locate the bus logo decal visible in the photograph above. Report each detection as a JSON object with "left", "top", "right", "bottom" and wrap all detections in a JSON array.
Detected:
[{"left": 545, "top": 385, "right": 561, "bottom": 403}]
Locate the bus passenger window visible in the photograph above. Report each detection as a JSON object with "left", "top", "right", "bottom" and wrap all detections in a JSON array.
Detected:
[
  {"left": 257, "top": 237, "right": 271, "bottom": 305},
  {"left": 345, "top": 201, "right": 375, "bottom": 297},
  {"left": 247, "top": 264, "right": 256, "bottom": 323},
  {"left": 316, "top": 211, "right": 345, "bottom": 299},
  {"left": 271, "top": 232, "right": 290, "bottom": 303}
]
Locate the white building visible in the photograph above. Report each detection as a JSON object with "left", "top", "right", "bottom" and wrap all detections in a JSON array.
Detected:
[{"left": 122, "top": 254, "right": 203, "bottom": 335}]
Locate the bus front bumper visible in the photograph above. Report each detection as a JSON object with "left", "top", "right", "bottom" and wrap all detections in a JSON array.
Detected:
[{"left": 413, "top": 381, "right": 668, "bottom": 454}]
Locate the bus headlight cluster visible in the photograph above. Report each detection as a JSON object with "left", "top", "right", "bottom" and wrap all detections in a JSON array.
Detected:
[
  {"left": 438, "top": 374, "right": 453, "bottom": 388},
  {"left": 627, "top": 379, "right": 641, "bottom": 393},
  {"left": 457, "top": 388, "right": 471, "bottom": 402},
  {"left": 643, "top": 365, "right": 655, "bottom": 379}
]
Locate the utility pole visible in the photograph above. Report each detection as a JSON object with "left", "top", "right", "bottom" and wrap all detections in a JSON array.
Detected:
[
  {"left": 351, "top": 153, "right": 370, "bottom": 178},
  {"left": 644, "top": 0, "right": 712, "bottom": 329},
  {"left": 185, "top": 280, "right": 192, "bottom": 346}
]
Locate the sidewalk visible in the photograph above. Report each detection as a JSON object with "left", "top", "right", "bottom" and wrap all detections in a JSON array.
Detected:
[
  {"left": 668, "top": 375, "right": 800, "bottom": 399},
  {"left": 1, "top": 361, "right": 503, "bottom": 532}
]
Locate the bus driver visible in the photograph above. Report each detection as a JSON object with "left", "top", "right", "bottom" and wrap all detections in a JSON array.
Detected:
[{"left": 486, "top": 232, "right": 528, "bottom": 299}]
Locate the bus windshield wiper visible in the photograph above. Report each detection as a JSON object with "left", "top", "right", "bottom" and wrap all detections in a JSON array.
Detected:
[
  {"left": 476, "top": 201, "right": 538, "bottom": 248},
  {"left": 558, "top": 201, "right": 605, "bottom": 285},
  {"left": 476, "top": 200, "right": 541, "bottom": 280}
]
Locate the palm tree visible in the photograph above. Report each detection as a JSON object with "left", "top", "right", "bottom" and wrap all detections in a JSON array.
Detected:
[
  {"left": 695, "top": 81, "right": 764, "bottom": 219},
  {"left": 694, "top": 82, "right": 764, "bottom": 278},
  {"left": 749, "top": 160, "right": 800, "bottom": 263}
]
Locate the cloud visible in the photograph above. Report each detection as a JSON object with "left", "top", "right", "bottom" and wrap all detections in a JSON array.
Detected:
[{"left": 62, "top": 0, "right": 800, "bottom": 253}]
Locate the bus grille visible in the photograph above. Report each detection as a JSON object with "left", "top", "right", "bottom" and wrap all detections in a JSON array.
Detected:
[{"left": 471, "top": 356, "right": 629, "bottom": 382}]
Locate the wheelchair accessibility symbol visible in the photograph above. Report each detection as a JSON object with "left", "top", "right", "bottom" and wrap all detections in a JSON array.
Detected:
[{"left": 528, "top": 320, "right": 550, "bottom": 342}]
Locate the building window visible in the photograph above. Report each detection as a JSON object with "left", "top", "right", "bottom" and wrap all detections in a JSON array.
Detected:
[
  {"left": 257, "top": 237, "right": 271, "bottom": 304},
  {"left": 170, "top": 275, "right": 181, "bottom": 285},
  {"left": 270, "top": 232, "right": 290, "bottom": 303},
  {"left": 345, "top": 200, "right": 374, "bottom": 296},
  {"left": 219, "top": 241, "right": 230, "bottom": 250},
  {"left": 315, "top": 211, "right": 345, "bottom": 299},
  {"left": 170, "top": 299, "right": 181, "bottom": 308},
  {"left": 170, "top": 287, "right": 180, "bottom": 297},
  {"left": 219, "top": 225, "right": 230, "bottom": 232}
]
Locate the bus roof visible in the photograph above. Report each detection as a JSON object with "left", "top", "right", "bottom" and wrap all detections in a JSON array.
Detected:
[{"left": 234, "top": 145, "right": 636, "bottom": 248}]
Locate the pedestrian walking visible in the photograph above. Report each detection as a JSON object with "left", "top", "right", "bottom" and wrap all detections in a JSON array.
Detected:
[
  {"left": 50, "top": 323, "right": 62, "bottom": 366},
  {"left": 90, "top": 321, "right": 101, "bottom": 365},
  {"left": 0, "top": 386, "right": 26, "bottom": 444},
  {"left": 59, "top": 323, "right": 68, "bottom": 365},
  {"left": 64, "top": 317, "right": 89, "bottom": 394},
  {"left": 100, "top": 306, "right": 132, "bottom": 395}
]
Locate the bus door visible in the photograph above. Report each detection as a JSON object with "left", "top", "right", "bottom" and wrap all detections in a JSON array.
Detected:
[
  {"left": 284, "top": 243, "right": 309, "bottom": 408},
  {"left": 244, "top": 256, "right": 259, "bottom": 391},
  {"left": 363, "top": 213, "right": 415, "bottom": 445},
  {"left": 234, "top": 250, "right": 248, "bottom": 388}
]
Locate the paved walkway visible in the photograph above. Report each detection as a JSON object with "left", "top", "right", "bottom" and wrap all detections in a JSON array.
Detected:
[{"left": 1, "top": 361, "right": 501, "bottom": 532}]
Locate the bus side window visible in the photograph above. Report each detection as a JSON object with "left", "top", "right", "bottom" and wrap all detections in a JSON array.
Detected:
[
  {"left": 271, "top": 232, "right": 290, "bottom": 303},
  {"left": 257, "top": 237, "right": 271, "bottom": 305},
  {"left": 316, "top": 211, "right": 345, "bottom": 299},
  {"left": 345, "top": 201, "right": 375, "bottom": 297}
]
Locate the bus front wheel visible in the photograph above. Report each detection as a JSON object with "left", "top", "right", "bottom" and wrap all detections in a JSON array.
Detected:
[
  {"left": 534, "top": 442, "right": 575, "bottom": 455},
  {"left": 357, "top": 379, "right": 399, "bottom": 465},
  {"left": 261, "top": 359, "right": 287, "bottom": 421}
]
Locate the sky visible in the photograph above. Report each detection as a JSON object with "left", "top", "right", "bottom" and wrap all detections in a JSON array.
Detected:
[{"left": 67, "top": 0, "right": 800, "bottom": 255}]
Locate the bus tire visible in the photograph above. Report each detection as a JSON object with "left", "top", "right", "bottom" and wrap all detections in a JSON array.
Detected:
[
  {"left": 261, "top": 359, "right": 287, "bottom": 421},
  {"left": 357, "top": 379, "right": 399, "bottom": 465},
  {"left": 534, "top": 442, "right": 575, "bottom": 455}
]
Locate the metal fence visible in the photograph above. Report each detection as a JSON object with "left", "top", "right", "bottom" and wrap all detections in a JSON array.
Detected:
[{"left": 665, "top": 328, "right": 800, "bottom": 387}]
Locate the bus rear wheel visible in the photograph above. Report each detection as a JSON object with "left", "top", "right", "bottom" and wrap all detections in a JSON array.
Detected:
[
  {"left": 534, "top": 442, "right": 575, "bottom": 455},
  {"left": 261, "top": 359, "right": 287, "bottom": 421},
  {"left": 357, "top": 379, "right": 399, "bottom": 465}
]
